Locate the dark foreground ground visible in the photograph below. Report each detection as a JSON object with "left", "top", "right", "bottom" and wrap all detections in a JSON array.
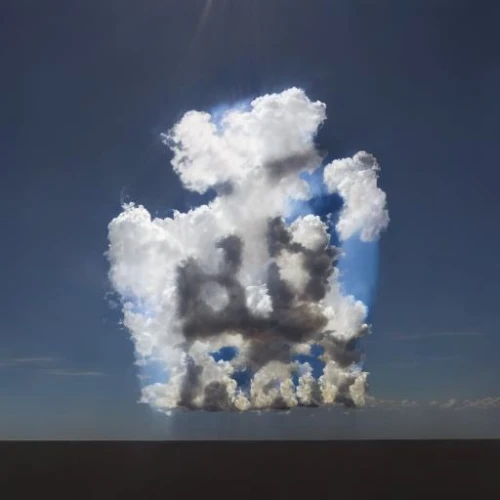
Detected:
[{"left": 1, "top": 441, "right": 499, "bottom": 496}]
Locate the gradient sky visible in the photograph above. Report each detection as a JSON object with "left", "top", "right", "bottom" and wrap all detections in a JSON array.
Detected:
[{"left": 1, "top": 0, "right": 499, "bottom": 439}]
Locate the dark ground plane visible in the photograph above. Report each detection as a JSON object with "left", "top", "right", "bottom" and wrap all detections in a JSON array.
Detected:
[{"left": 1, "top": 441, "right": 499, "bottom": 496}]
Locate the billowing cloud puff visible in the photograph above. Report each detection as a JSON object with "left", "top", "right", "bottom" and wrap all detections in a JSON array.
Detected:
[
  {"left": 107, "top": 88, "right": 389, "bottom": 413},
  {"left": 324, "top": 151, "right": 389, "bottom": 242}
]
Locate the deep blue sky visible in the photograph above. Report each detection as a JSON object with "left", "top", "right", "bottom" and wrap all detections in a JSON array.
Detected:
[{"left": 1, "top": 0, "right": 499, "bottom": 438}]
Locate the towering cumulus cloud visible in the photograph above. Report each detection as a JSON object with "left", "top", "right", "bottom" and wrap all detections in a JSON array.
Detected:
[{"left": 107, "top": 88, "right": 389, "bottom": 413}]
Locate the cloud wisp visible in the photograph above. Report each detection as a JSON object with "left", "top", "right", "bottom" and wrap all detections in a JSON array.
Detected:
[
  {"left": 0, "top": 356, "right": 57, "bottom": 368},
  {"left": 40, "top": 369, "right": 107, "bottom": 377},
  {"left": 0, "top": 356, "right": 106, "bottom": 377},
  {"left": 366, "top": 396, "right": 500, "bottom": 411},
  {"left": 393, "top": 331, "right": 484, "bottom": 341}
]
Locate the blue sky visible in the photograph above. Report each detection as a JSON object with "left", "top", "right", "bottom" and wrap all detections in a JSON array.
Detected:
[{"left": 1, "top": 0, "right": 499, "bottom": 438}]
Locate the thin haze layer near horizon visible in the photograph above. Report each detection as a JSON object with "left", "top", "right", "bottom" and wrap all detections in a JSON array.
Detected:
[{"left": 1, "top": 0, "right": 499, "bottom": 439}]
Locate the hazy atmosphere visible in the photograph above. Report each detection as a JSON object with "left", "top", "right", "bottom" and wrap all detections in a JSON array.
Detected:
[{"left": 1, "top": 0, "right": 499, "bottom": 439}]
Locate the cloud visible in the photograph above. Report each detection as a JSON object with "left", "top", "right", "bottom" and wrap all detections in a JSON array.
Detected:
[
  {"left": 364, "top": 396, "right": 420, "bottom": 410},
  {"left": 387, "top": 356, "right": 458, "bottom": 368},
  {"left": 40, "top": 369, "right": 107, "bottom": 377},
  {"left": 430, "top": 397, "right": 500, "bottom": 410},
  {"left": 0, "top": 356, "right": 56, "bottom": 368},
  {"left": 439, "top": 398, "right": 457, "bottom": 409},
  {"left": 0, "top": 357, "right": 106, "bottom": 377},
  {"left": 12, "top": 356, "right": 56, "bottom": 364},
  {"left": 459, "top": 397, "right": 500, "bottom": 410},
  {"left": 421, "top": 356, "right": 457, "bottom": 362},
  {"left": 107, "top": 87, "right": 389, "bottom": 412},
  {"left": 393, "top": 331, "right": 484, "bottom": 341},
  {"left": 429, "top": 397, "right": 500, "bottom": 411},
  {"left": 366, "top": 396, "right": 500, "bottom": 411},
  {"left": 323, "top": 152, "right": 389, "bottom": 242}
]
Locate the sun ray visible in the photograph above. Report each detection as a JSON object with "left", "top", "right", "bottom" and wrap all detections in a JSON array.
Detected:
[{"left": 187, "top": 0, "right": 215, "bottom": 58}]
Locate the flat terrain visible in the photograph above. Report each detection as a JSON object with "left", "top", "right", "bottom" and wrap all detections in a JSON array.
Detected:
[{"left": 1, "top": 440, "right": 499, "bottom": 495}]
